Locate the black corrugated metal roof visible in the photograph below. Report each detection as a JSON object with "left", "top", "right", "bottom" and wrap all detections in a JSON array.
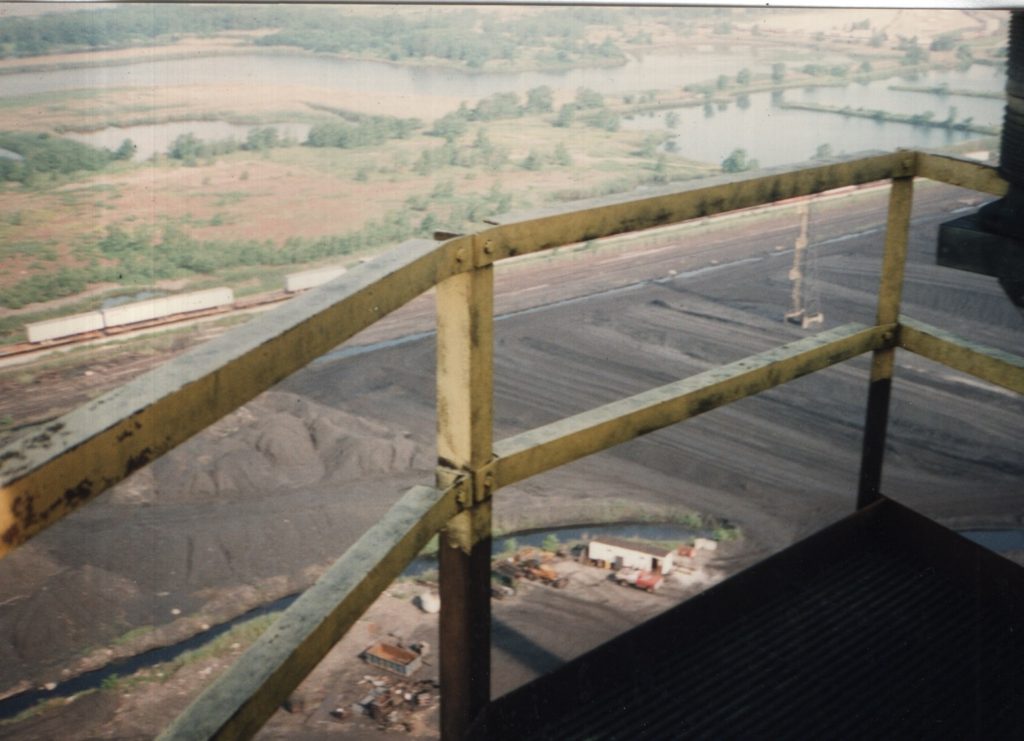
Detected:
[{"left": 472, "top": 498, "right": 1024, "bottom": 740}]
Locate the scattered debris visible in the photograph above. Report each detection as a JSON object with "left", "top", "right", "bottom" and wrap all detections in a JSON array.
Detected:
[{"left": 352, "top": 674, "right": 440, "bottom": 731}]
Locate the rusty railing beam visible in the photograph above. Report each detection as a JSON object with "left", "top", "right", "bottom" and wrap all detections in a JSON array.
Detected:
[
  {"left": 0, "top": 238, "right": 467, "bottom": 557},
  {"left": 435, "top": 260, "right": 495, "bottom": 740},
  {"left": 899, "top": 316, "right": 1024, "bottom": 394},
  {"left": 915, "top": 150, "right": 1009, "bottom": 196},
  {"left": 857, "top": 176, "right": 914, "bottom": 510},
  {"left": 477, "top": 151, "right": 909, "bottom": 261}
]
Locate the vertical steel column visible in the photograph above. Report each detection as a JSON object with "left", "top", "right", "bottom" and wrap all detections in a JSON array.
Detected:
[
  {"left": 436, "top": 264, "right": 494, "bottom": 740},
  {"left": 857, "top": 176, "right": 914, "bottom": 509}
]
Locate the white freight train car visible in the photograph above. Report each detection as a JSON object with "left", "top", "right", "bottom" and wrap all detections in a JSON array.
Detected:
[
  {"left": 101, "top": 287, "right": 234, "bottom": 328},
  {"left": 284, "top": 266, "right": 348, "bottom": 293},
  {"left": 26, "top": 311, "right": 106, "bottom": 344}
]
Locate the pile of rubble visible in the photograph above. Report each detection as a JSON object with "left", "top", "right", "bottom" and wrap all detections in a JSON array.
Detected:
[{"left": 339, "top": 674, "right": 439, "bottom": 732}]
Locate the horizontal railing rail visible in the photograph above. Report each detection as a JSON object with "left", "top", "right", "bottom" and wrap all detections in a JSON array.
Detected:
[
  {"left": 493, "top": 323, "right": 892, "bottom": 488},
  {"left": 1, "top": 149, "right": 1021, "bottom": 740}
]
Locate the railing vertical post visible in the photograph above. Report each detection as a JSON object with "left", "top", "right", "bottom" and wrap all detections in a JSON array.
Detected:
[
  {"left": 436, "top": 261, "right": 494, "bottom": 739},
  {"left": 857, "top": 175, "right": 914, "bottom": 509}
]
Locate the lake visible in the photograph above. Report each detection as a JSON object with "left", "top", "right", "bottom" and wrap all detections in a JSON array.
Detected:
[{"left": 0, "top": 50, "right": 1004, "bottom": 168}]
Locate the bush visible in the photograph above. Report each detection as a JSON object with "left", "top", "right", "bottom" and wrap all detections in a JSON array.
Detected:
[
  {"left": 0, "top": 131, "right": 113, "bottom": 182},
  {"left": 721, "top": 148, "right": 758, "bottom": 173}
]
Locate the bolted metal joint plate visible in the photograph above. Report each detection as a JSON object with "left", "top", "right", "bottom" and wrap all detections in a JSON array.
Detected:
[
  {"left": 894, "top": 151, "right": 917, "bottom": 179},
  {"left": 436, "top": 461, "right": 495, "bottom": 552},
  {"left": 881, "top": 323, "right": 900, "bottom": 347},
  {"left": 473, "top": 235, "right": 497, "bottom": 269},
  {"left": 436, "top": 466, "right": 471, "bottom": 509},
  {"left": 473, "top": 458, "right": 497, "bottom": 504},
  {"left": 435, "top": 459, "right": 497, "bottom": 512}
]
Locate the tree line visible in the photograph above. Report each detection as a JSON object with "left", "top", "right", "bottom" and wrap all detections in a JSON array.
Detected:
[{"left": 0, "top": 5, "right": 625, "bottom": 70}]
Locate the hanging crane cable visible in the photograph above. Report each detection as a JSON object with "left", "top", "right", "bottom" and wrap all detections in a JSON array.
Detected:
[{"left": 784, "top": 198, "right": 824, "bottom": 329}]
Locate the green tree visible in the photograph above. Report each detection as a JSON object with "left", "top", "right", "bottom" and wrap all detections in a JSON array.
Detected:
[
  {"left": 722, "top": 148, "right": 758, "bottom": 173},
  {"left": 665, "top": 111, "right": 680, "bottom": 129},
  {"left": 554, "top": 103, "right": 576, "bottom": 128},
  {"left": 813, "top": 143, "right": 833, "bottom": 160},
  {"left": 525, "top": 85, "right": 554, "bottom": 113},
  {"left": 541, "top": 534, "right": 560, "bottom": 552},
  {"left": 716, "top": 74, "right": 730, "bottom": 90},
  {"left": 521, "top": 149, "right": 544, "bottom": 170},
  {"left": 473, "top": 127, "right": 492, "bottom": 152},
  {"left": 736, "top": 68, "right": 751, "bottom": 86},
  {"left": 930, "top": 31, "right": 961, "bottom": 52},
  {"left": 114, "top": 138, "right": 135, "bottom": 160},
  {"left": 429, "top": 112, "right": 468, "bottom": 141},
  {"left": 168, "top": 132, "right": 204, "bottom": 163},
  {"left": 553, "top": 141, "right": 572, "bottom": 166},
  {"left": 574, "top": 87, "right": 604, "bottom": 109},
  {"left": 653, "top": 154, "right": 669, "bottom": 183},
  {"left": 245, "top": 126, "right": 279, "bottom": 152},
  {"left": 640, "top": 134, "right": 659, "bottom": 158},
  {"left": 771, "top": 62, "right": 786, "bottom": 83},
  {"left": 591, "top": 109, "right": 620, "bottom": 132}
]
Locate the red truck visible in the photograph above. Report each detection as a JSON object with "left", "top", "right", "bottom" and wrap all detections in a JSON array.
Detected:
[{"left": 614, "top": 568, "right": 663, "bottom": 593}]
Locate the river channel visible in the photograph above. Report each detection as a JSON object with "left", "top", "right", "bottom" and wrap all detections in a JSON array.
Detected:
[{"left": 0, "top": 45, "right": 844, "bottom": 100}]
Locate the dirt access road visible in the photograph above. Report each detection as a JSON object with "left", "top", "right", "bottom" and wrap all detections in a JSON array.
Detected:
[{"left": 0, "top": 181, "right": 1020, "bottom": 738}]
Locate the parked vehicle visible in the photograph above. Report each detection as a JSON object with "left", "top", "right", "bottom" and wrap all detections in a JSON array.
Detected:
[
  {"left": 493, "top": 557, "right": 568, "bottom": 588},
  {"left": 614, "top": 567, "right": 663, "bottom": 593}
]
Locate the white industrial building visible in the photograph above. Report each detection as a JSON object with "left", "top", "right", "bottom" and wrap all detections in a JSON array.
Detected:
[{"left": 587, "top": 537, "right": 675, "bottom": 575}]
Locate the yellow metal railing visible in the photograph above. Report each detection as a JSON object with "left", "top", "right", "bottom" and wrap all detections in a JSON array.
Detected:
[{"left": 0, "top": 150, "right": 1020, "bottom": 740}]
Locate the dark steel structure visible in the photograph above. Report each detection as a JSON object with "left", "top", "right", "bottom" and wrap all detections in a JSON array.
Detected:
[{"left": 470, "top": 498, "right": 1024, "bottom": 739}]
